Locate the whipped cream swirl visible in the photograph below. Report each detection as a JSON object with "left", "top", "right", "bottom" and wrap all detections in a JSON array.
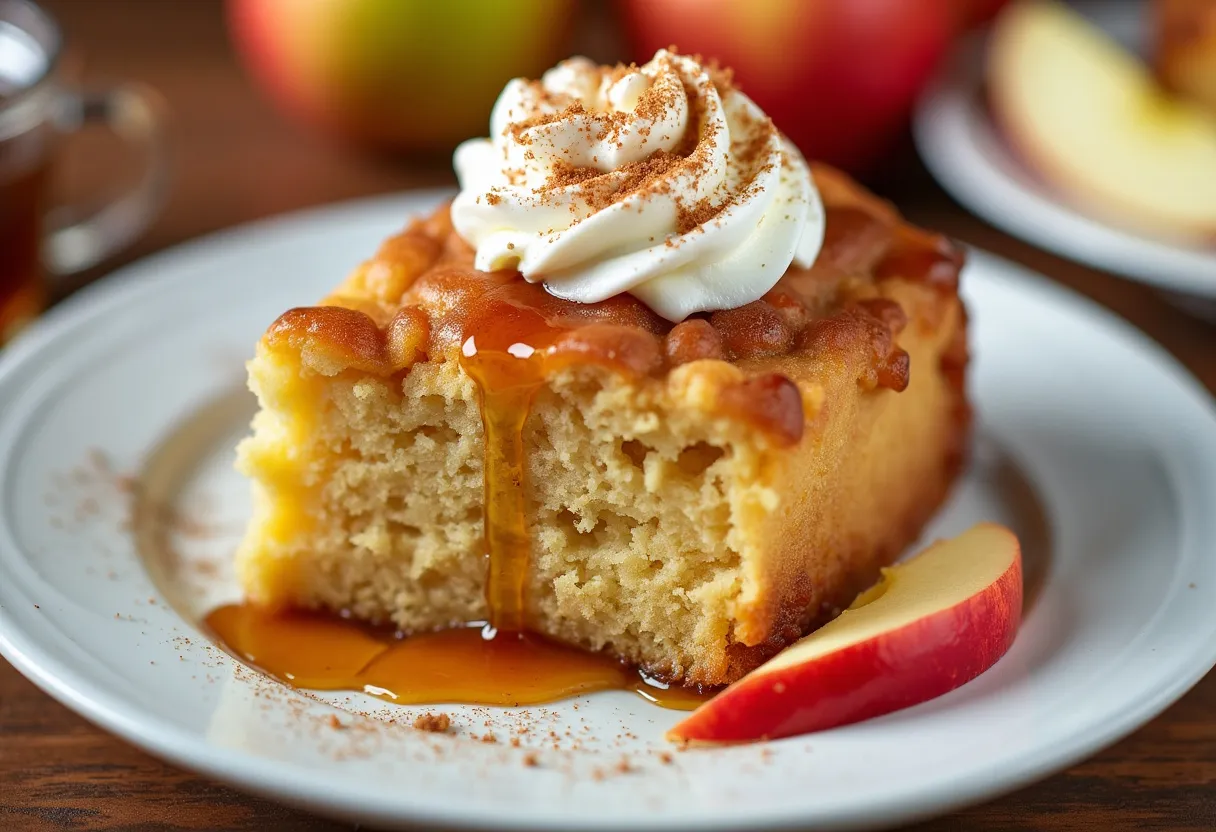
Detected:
[{"left": 450, "top": 50, "right": 824, "bottom": 323}]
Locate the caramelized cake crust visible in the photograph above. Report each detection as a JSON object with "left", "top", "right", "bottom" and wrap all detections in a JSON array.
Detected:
[{"left": 237, "top": 164, "right": 970, "bottom": 686}]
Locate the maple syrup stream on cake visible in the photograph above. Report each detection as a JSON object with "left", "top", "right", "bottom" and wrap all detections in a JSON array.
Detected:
[{"left": 206, "top": 300, "right": 710, "bottom": 710}]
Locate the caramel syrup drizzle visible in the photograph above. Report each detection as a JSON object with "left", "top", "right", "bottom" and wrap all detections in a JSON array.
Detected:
[
  {"left": 478, "top": 378, "right": 536, "bottom": 635},
  {"left": 458, "top": 300, "right": 559, "bottom": 635},
  {"left": 453, "top": 299, "right": 711, "bottom": 708}
]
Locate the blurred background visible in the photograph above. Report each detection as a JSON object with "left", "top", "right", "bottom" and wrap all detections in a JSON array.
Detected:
[{"left": 3, "top": 0, "right": 1213, "bottom": 323}]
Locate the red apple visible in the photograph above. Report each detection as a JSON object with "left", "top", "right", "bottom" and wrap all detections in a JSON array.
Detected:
[
  {"left": 618, "top": 0, "right": 960, "bottom": 173},
  {"left": 952, "top": 0, "right": 1012, "bottom": 27},
  {"left": 227, "top": 0, "right": 576, "bottom": 152},
  {"left": 669, "top": 523, "right": 1022, "bottom": 743}
]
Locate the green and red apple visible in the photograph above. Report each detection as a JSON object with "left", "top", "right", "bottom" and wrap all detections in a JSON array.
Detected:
[
  {"left": 227, "top": 0, "right": 576, "bottom": 152},
  {"left": 669, "top": 523, "right": 1022, "bottom": 743},
  {"left": 619, "top": 0, "right": 959, "bottom": 172}
]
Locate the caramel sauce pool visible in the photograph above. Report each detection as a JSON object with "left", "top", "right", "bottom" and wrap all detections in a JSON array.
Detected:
[{"left": 204, "top": 604, "right": 708, "bottom": 710}]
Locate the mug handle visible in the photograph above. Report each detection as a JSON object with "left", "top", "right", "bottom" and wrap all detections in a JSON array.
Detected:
[{"left": 43, "top": 84, "right": 170, "bottom": 276}]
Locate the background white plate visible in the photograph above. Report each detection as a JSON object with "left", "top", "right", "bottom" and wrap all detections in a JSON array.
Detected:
[
  {"left": 914, "top": 1, "right": 1216, "bottom": 311},
  {"left": 2, "top": 192, "right": 1216, "bottom": 831}
]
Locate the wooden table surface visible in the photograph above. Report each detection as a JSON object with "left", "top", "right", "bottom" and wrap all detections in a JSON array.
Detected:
[{"left": 3, "top": 2, "right": 1214, "bottom": 830}]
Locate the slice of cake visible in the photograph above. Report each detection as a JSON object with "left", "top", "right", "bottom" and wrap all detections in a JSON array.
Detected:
[{"left": 235, "top": 51, "right": 969, "bottom": 688}]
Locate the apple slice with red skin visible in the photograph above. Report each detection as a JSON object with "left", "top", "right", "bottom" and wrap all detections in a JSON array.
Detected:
[{"left": 669, "top": 523, "right": 1022, "bottom": 743}]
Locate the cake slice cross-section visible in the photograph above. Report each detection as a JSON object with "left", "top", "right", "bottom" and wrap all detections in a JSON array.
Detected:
[{"left": 234, "top": 162, "right": 970, "bottom": 688}]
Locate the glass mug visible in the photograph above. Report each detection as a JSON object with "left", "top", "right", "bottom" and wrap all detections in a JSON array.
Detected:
[{"left": 0, "top": 0, "right": 167, "bottom": 344}]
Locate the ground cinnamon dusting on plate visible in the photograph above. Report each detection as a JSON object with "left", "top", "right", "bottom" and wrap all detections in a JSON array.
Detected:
[{"left": 413, "top": 712, "right": 451, "bottom": 733}]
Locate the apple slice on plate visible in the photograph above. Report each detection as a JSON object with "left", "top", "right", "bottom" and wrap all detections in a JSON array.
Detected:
[
  {"left": 669, "top": 523, "right": 1022, "bottom": 744},
  {"left": 988, "top": 0, "right": 1216, "bottom": 243}
]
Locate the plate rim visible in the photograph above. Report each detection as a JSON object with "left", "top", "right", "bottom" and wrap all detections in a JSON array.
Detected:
[{"left": 2, "top": 194, "right": 1216, "bottom": 831}]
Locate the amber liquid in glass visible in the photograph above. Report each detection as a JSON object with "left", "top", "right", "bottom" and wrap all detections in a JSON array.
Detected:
[{"left": 0, "top": 85, "right": 51, "bottom": 344}]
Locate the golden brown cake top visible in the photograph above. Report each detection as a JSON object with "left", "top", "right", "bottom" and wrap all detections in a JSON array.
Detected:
[{"left": 262, "top": 163, "right": 963, "bottom": 445}]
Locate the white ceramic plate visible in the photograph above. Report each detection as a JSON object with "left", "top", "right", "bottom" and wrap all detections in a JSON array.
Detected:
[
  {"left": 913, "top": 1, "right": 1216, "bottom": 312},
  {"left": 2, "top": 191, "right": 1216, "bottom": 832}
]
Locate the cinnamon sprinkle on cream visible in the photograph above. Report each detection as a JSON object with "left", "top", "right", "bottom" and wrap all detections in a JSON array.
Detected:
[{"left": 450, "top": 48, "right": 824, "bottom": 322}]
